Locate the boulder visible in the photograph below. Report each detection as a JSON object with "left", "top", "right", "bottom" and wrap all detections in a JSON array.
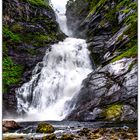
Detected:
[
  {"left": 60, "top": 134, "right": 74, "bottom": 140},
  {"left": 36, "top": 123, "right": 55, "bottom": 133},
  {"left": 2, "top": 120, "right": 22, "bottom": 133},
  {"left": 42, "top": 134, "right": 56, "bottom": 140}
]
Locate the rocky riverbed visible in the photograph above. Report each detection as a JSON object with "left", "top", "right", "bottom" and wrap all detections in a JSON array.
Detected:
[{"left": 3, "top": 120, "right": 137, "bottom": 140}]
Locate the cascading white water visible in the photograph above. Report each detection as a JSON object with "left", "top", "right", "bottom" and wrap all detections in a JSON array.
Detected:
[
  {"left": 16, "top": 0, "right": 93, "bottom": 121},
  {"left": 51, "top": 0, "right": 72, "bottom": 36}
]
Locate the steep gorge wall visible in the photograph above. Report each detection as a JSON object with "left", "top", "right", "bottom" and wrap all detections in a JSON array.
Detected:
[
  {"left": 66, "top": 0, "right": 137, "bottom": 122},
  {"left": 3, "top": 0, "right": 66, "bottom": 117}
]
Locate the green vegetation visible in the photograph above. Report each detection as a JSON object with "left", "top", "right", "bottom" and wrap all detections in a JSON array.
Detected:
[
  {"left": 86, "top": 0, "right": 98, "bottom": 10},
  {"left": 11, "top": 24, "right": 24, "bottom": 32},
  {"left": 26, "top": 48, "right": 38, "bottom": 55},
  {"left": 22, "top": 32, "right": 57, "bottom": 47},
  {"left": 3, "top": 56, "right": 24, "bottom": 93},
  {"left": 2, "top": 0, "right": 63, "bottom": 95},
  {"left": 128, "top": 60, "right": 137, "bottom": 72},
  {"left": 35, "top": 34, "right": 56, "bottom": 42},
  {"left": 87, "top": 0, "right": 107, "bottom": 17},
  {"left": 26, "top": 0, "right": 49, "bottom": 8},
  {"left": 3, "top": 26, "right": 21, "bottom": 42},
  {"left": 104, "top": 104, "right": 123, "bottom": 120},
  {"left": 36, "top": 123, "right": 55, "bottom": 133},
  {"left": 111, "top": 45, "right": 137, "bottom": 62}
]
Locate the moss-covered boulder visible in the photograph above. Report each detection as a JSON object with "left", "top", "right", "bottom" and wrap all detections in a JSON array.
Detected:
[
  {"left": 42, "top": 134, "right": 56, "bottom": 140},
  {"left": 36, "top": 123, "right": 55, "bottom": 133},
  {"left": 60, "top": 134, "right": 74, "bottom": 140}
]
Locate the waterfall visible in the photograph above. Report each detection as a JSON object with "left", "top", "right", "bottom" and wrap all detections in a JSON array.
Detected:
[{"left": 16, "top": 0, "right": 93, "bottom": 121}]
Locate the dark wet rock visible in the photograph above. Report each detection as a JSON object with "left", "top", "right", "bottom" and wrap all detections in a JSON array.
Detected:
[
  {"left": 121, "top": 105, "right": 137, "bottom": 122},
  {"left": 66, "top": 0, "right": 89, "bottom": 38},
  {"left": 3, "top": 120, "right": 22, "bottom": 133},
  {"left": 59, "top": 134, "right": 74, "bottom": 140},
  {"left": 66, "top": 0, "right": 137, "bottom": 122},
  {"left": 90, "top": 128, "right": 137, "bottom": 140},
  {"left": 3, "top": 136, "right": 24, "bottom": 140},
  {"left": 76, "top": 127, "right": 137, "bottom": 140},
  {"left": 66, "top": 58, "right": 137, "bottom": 122},
  {"left": 42, "top": 134, "right": 57, "bottom": 140},
  {"left": 66, "top": 0, "right": 137, "bottom": 65},
  {"left": 3, "top": 91, "right": 17, "bottom": 118},
  {"left": 78, "top": 128, "right": 90, "bottom": 136},
  {"left": 36, "top": 123, "right": 55, "bottom": 133}
]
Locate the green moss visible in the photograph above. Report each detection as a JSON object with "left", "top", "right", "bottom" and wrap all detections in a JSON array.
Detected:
[
  {"left": 3, "top": 26, "right": 21, "bottom": 42},
  {"left": 36, "top": 123, "right": 55, "bottom": 133},
  {"left": 104, "top": 8, "right": 117, "bottom": 24},
  {"left": 35, "top": 34, "right": 56, "bottom": 42},
  {"left": 117, "top": 0, "right": 137, "bottom": 26},
  {"left": 3, "top": 56, "right": 24, "bottom": 93},
  {"left": 111, "top": 45, "right": 137, "bottom": 62},
  {"left": 60, "top": 134, "right": 74, "bottom": 140},
  {"left": 86, "top": 0, "right": 98, "bottom": 9},
  {"left": 105, "top": 104, "right": 123, "bottom": 120},
  {"left": 26, "top": 48, "right": 38, "bottom": 55},
  {"left": 117, "top": 0, "right": 131, "bottom": 8},
  {"left": 128, "top": 60, "right": 136, "bottom": 72},
  {"left": 3, "top": 42, "right": 8, "bottom": 55},
  {"left": 21, "top": 32, "right": 57, "bottom": 47},
  {"left": 26, "top": 0, "right": 49, "bottom": 8},
  {"left": 11, "top": 24, "right": 24, "bottom": 32},
  {"left": 87, "top": 0, "right": 107, "bottom": 17}
]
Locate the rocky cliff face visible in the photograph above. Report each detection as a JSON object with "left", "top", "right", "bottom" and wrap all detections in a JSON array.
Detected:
[
  {"left": 3, "top": 0, "right": 66, "bottom": 117},
  {"left": 66, "top": 0, "right": 137, "bottom": 122}
]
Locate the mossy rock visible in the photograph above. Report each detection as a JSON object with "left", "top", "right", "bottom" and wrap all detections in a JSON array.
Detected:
[
  {"left": 111, "top": 45, "right": 137, "bottom": 62},
  {"left": 104, "top": 104, "right": 123, "bottom": 121},
  {"left": 11, "top": 23, "right": 24, "bottom": 32},
  {"left": 36, "top": 123, "right": 55, "bottom": 133},
  {"left": 60, "top": 134, "right": 74, "bottom": 140},
  {"left": 25, "top": 0, "right": 50, "bottom": 8},
  {"left": 42, "top": 134, "right": 56, "bottom": 140}
]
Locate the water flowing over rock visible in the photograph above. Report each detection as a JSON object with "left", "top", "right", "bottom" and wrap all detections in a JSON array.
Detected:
[
  {"left": 15, "top": 0, "right": 92, "bottom": 121},
  {"left": 3, "top": 0, "right": 66, "bottom": 117},
  {"left": 16, "top": 37, "right": 92, "bottom": 121},
  {"left": 3, "top": 0, "right": 137, "bottom": 125}
]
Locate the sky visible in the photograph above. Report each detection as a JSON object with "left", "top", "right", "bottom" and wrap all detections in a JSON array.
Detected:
[{"left": 51, "top": 0, "right": 69, "bottom": 13}]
